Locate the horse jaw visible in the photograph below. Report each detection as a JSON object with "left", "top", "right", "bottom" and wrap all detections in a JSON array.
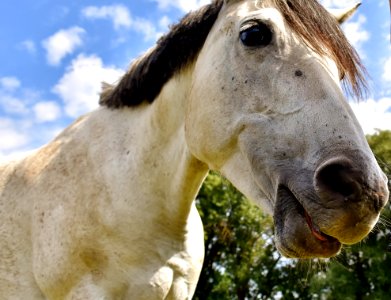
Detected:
[{"left": 328, "top": 2, "right": 361, "bottom": 24}]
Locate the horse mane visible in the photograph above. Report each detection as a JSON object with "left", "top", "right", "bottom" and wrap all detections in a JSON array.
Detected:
[
  {"left": 273, "top": 0, "right": 367, "bottom": 99},
  {"left": 100, "top": 0, "right": 224, "bottom": 108},
  {"left": 100, "top": 0, "right": 367, "bottom": 108}
]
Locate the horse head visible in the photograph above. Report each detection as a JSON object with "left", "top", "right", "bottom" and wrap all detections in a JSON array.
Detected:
[{"left": 185, "top": 0, "right": 389, "bottom": 258}]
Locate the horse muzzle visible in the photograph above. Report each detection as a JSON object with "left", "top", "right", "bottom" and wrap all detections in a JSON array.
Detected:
[
  {"left": 312, "top": 156, "right": 389, "bottom": 244},
  {"left": 273, "top": 155, "right": 389, "bottom": 258}
]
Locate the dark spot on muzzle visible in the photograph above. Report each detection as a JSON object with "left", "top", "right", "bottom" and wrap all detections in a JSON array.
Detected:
[{"left": 295, "top": 70, "right": 303, "bottom": 77}]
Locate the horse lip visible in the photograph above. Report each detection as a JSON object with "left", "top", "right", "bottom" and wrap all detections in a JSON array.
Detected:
[
  {"left": 304, "top": 210, "right": 339, "bottom": 243},
  {"left": 304, "top": 211, "right": 327, "bottom": 241},
  {"left": 275, "top": 185, "right": 342, "bottom": 258},
  {"left": 279, "top": 184, "right": 340, "bottom": 244}
]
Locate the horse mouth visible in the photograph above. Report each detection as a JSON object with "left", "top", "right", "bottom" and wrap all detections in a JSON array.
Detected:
[
  {"left": 303, "top": 209, "right": 337, "bottom": 243},
  {"left": 274, "top": 185, "right": 341, "bottom": 258}
]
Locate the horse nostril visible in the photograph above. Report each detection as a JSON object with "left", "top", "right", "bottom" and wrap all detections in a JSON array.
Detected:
[{"left": 315, "top": 159, "right": 361, "bottom": 201}]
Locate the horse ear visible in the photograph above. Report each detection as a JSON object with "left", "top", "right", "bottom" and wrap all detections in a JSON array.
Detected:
[{"left": 328, "top": 2, "right": 361, "bottom": 24}]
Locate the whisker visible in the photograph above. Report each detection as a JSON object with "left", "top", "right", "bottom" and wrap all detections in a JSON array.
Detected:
[{"left": 377, "top": 216, "right": 391, "bottom": 228}]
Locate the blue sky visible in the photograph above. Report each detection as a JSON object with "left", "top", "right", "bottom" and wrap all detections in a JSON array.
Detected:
[{"left": 0, "top": 0, "right": 390, "bottom": 159}]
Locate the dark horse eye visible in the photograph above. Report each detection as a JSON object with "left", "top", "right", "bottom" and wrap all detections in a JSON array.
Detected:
[{"left": 240, "top": 22, "right": 272, "bottom": 47}]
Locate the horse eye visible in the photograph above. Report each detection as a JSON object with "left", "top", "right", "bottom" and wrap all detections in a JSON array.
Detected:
[{"left": 240, "top": 22, "right": 272, "bottom": 47}]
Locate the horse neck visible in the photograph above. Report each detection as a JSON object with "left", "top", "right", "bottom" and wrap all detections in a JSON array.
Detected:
[
  {"left": 96, "top": 64, "right": 209, "bottom": 228},
  {"left": 148, "top": 66, "right": 209, "bottom": 215}
]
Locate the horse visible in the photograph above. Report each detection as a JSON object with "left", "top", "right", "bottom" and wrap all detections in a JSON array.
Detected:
[{"left": 0, "top": 0, "right": 389, "bottom": 299}]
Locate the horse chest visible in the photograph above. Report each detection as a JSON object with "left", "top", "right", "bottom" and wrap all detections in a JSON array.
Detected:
[{"left": 29, "top": 195, "right": 202, "bottom": 298}]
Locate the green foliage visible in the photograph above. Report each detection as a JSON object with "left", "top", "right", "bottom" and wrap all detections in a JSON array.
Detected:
[
  {"left": 194, "top": 130, "right": 391, "bottom": 300},
  {"left": 367, "top": 130, "right": 391, "bottom": 176},
  {"left": 194, "top": 173, "right": 275, "bottom": 299}
]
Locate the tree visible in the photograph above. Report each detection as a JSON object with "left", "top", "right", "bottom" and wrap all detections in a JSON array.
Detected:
[
  {"left": 367, "top": 130, "right": 391, "bottom": 176},
  {"left": 194, "top": 130, "right": 391, "bottom": 300},
  {"left": 194, "top": 173, "right": 276, "bottom": 300}
]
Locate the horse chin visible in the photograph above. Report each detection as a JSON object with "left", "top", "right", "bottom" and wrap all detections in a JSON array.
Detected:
[{"left": 274, "top": 185, "right": 342, "bottom": 259}]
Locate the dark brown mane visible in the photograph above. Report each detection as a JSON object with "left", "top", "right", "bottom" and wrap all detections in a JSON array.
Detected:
[
  {"left": 100, "top": 0, "right": 224, "bottom": 108},
  {"left": 100, "top": 0, "right": 367, "bottom": 108}
]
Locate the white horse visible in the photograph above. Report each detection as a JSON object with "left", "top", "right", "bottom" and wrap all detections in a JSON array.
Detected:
[{"left": 0, "top": 0, "right": 389, "bottom": 299}]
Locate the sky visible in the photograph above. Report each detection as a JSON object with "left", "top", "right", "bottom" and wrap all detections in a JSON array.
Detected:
[{"left": 0, "top": 0, "right": 390, "bottom": 159}]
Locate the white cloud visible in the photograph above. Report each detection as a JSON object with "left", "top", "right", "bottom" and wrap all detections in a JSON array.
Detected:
[
  {"left": 320, "top": 0, "right": 358, "bottom": 9},
  {"left": 131, "top": 18, "right": 163, "bottom": 41},
  {"left": 20, "top": 39, "right": 37, "bottom": 54},
  {"left": 154, "top": 0, "right": 210, "bottom": 12},
  {"left": 0, "top": 77, "right": 29, "bottom": 115},
  {"left": 0, "top": 76, "right": 21, "bottom": 91},
  {"left": 350, "top": 98, "right": 391, "bottom": 134},
  {"left": 82, "top": 5, "right": 161, "bottom": 41},
  {"left": 0, "top": 119, "right": 29, "bottom": 152},
  {"left": 53, "top": 54, "right": 123, "bottom": 118},
  {"left": 342, "top": 15, "right": 370, "bottom": 56},
  {"left": 159, "top": 16, "right": 172, "bottom": 30},
  {"left": 0, "top": 94, "right": 29, "bottom": 115},
  {"left": 42, "top": 27, "right": 86, "bottom": 66},
  {"left": 382, "top": 57, "right": 391, "bottom": 83},
  {"left": 386, "top": 32, "right": 390, "bottom": 43},
  {"left": 33, "top": 101, "right": 62, "bottom": 123},
  {"left": 82, "top": 5, "right": 132, "bottom": 29}
]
